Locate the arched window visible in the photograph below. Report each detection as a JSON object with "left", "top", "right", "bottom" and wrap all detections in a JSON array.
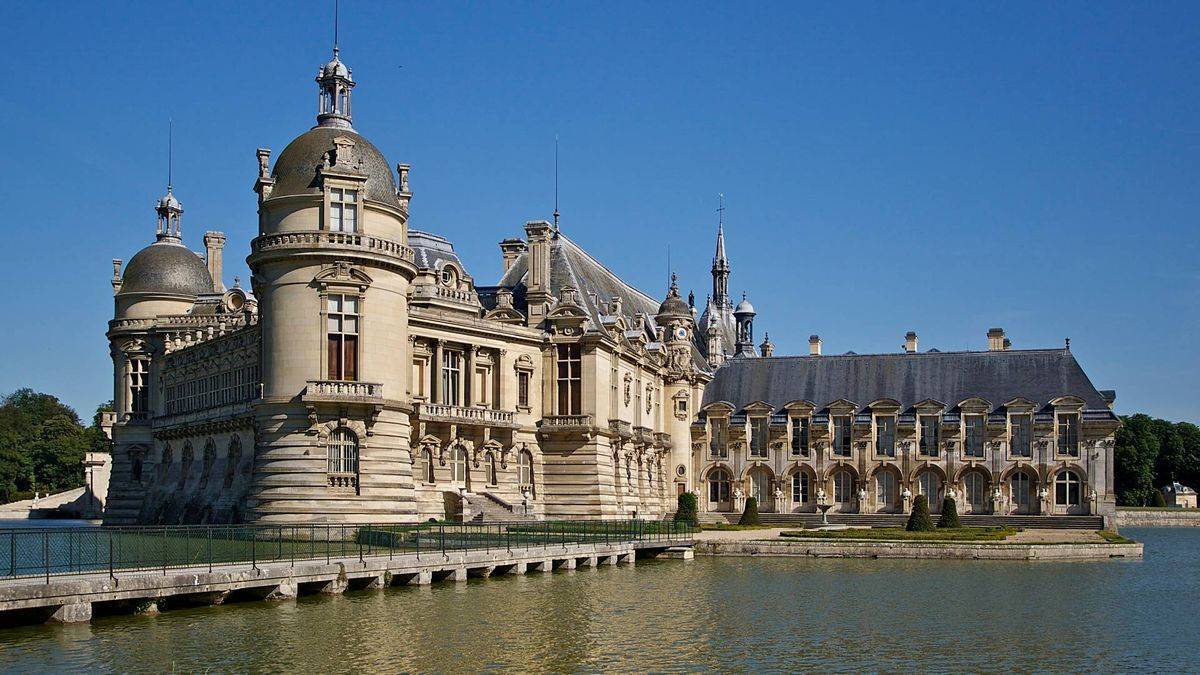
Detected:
[
  {"left": 199, "top": 438, "right": 216, "bottom": 489},
  {"left": 327, "top": 428, "right": 359, "bottom": 475},
  {"left": 708, "top": 467, "right": 731, "bottom": 505},
  {"left": 179, "top": 442, "right": 194, "bottom": 489},
  {"left": 451, "top": 446, "right": 468, "bottom": 485},
  {"left": 224, "top": 435, "right": 242, "bottom": 489},
  {"left": 487, "top": 453, "right": 498, "bottom": 486},
  {"left": 791, "top": 472, "right": 810, "bottom": 504},
  {"left": 1055, "top": 470, "right": 1081, "bottom": 506},
  {"left": 875, "top": 470, "right": 897, "bottom": 509},
  {"left": 833, "top": 469, "right": 854, "bottom": 504},
  {"left": 423, "top": 449, "right": 435, "bottom": 483},
  {"left": 964, "top": 471, "right": 988, "bottom": 511}
]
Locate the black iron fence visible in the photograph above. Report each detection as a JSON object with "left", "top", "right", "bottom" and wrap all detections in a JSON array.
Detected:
[{"left": 0, "top": 520, "right": 694, "bottom": 582}]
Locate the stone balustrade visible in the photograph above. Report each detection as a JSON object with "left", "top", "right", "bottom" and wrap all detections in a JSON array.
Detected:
[
  {"left": 304, "top": 380, "right": 384, "bottom": 402},
  {"left": 543, "top": 414, "right": 594, "bottom": 428},
  {"left": 411, "top": 284, "right": 479, "bottom": 305},
  {"left": 416, "top": 402, "right": 515, "bottom": 426},
  {"left": 251, "top": 231, "right": 415, "bottom": 263}
]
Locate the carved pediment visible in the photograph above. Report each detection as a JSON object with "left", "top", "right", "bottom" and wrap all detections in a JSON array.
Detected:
[{"left": 314, "top": 261, "right": 373, "bottom": 291}]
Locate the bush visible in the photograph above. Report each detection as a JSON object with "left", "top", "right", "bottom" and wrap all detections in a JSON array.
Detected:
[
  {"left": 738, "top": 496, "right": 761, "bottom": 525},
  {"left": 674, "top": 491, "right": 698, "bottom": 525},
  {"left": 906, "top": 494, "right": 935, "bottom": 532},
  {"left": 938, "top": 496, "right": 961, "bottom": 528},
  {"left": 1152, "top": 489, "right": 1167, "bottom": 507}
]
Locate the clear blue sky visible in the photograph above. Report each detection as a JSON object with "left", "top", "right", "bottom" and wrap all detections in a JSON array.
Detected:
[{"left": 3, "top": 1, "right": 1197, "bottom": 422}]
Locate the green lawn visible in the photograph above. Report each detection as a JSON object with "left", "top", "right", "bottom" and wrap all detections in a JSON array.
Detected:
[
  {"left": 1096, "top": 530, "right": 1135, "bottom": 544},
  {"left": 778, "top": 526, "right": 1018, "bottom": 542}
]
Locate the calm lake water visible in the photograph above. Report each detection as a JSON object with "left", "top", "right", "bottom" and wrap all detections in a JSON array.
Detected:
[{"left": 0, "top": 527, "right": 1195, "bottom": 673}]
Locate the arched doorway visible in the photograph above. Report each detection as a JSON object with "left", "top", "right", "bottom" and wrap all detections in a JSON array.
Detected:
[
  {"left": 832, "top": 468, "right": 855, "bottom": 512},
  {"left": 874, "top": 468, "right": 900, "bottom": 513},
  {"left": 962, "top": 469, "right": 990, "bottom": 514},
  {"left": 1009, "top": 470, "right": 1035, "bottom": 514},
  {"left": 707, "top": 467, "right": 732, "bottom": 512},
  {"left": 916, "top": 469, "right": 943, "bottom": 514},
  {"left": 749, "top": 466, "right": 775, "bottom": 512},
  {"left": 790, "top": 470, "right": 813, "bottom": 513}
]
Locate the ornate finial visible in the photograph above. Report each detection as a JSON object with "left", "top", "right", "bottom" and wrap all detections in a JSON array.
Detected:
[
  {"left": 233, "top": 276, "right": 241, "bottom": 288},
  {"left": 688, "top": 290, "right": 695, "bottom": 308},
  {"left": 553, "top": 134, "right": 560, "bottom": 235},
  {"left": 1065, "top": 337, "right": 1071, "bottom": 350}
]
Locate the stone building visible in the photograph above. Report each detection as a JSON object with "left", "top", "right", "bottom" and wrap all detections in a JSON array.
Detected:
[{"left": 102, "top": 45, "right": 1119, "bottom": 525}]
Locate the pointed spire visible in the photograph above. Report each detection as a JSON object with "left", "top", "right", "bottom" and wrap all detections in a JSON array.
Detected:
[
  {"left": 711, "top": 193, "right": 731, "bottom": 308},
  {"left": 155, "top": 119, "right": 183, "bottom": 241}
]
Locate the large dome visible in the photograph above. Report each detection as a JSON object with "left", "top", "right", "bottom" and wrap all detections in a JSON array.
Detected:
[
  {"left": 120, "top": 240, "right": 213, "bottom": 297},
  {"left": 270, "top": 126, "right": 399, "bottom": 206}
]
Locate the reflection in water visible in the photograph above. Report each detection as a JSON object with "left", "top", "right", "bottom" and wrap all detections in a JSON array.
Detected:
[{"left": 1, "top": 528, "right": 1197, "bottom": 672}]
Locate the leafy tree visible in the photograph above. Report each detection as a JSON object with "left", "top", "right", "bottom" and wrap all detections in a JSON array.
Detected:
[
  {"left": 906, "top": 494, "right": 935, "bottom": 532},
  {"left": 0, "top": 389, "right": 108, "bottom": 502},
  {"left": 937, "top": 496, "right": 960, "bottom": 528},
  {"left": 738, "top": 496, "right": 760, "bottom": 526},
  {"left": 674, "top": 491, "right": 698, "bottom": 526},
  {"left": 1115, "top": 415, "right": 1162, "bottom": 506},
  {"left": 1152, "top": 489, "right": 1167, "bottom": 508}
]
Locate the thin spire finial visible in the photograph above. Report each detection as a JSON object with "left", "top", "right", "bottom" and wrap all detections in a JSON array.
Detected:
[
  {"left": 717, "top": 192, "right": 725, "bottom": 229},
  {"left": 553, "top": 134, "right": 560, "bottom": 234},
  {"left": 167, "top": 118, "right": 174, "bottom": 192},
  {"left": 333, "top": 0, "right": 340, "bottom": 56}
]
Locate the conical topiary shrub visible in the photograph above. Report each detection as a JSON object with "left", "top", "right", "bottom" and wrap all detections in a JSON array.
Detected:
[
  {"left": 1152, "top": 489, "right": 1167, "bottom": 508},
  {"left": 938, "top": 496, "right": 961, "bottom": 528},
  {"left": 906, "top": 494, "right": 935, "bottom": 532},
  {"left": 738, "top": 496, "right": 761, "bottom": 525},
  {"left": 674, "top": 491, "right": 698, "bottom": 526}
]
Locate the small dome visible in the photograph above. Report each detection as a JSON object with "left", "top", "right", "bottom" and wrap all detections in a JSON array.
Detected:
[
  {"left": 319, "top": 55, "right": 352, "bottom": 81},
  {"left": 734, "top": 293, "right": 755, "bottom": 316},
  {"left": 156, "top": 190, "right": 181, "bottom": 211},
  {"left": 120, "top": 240, "right": 213, "bottom": 297},
  {"left": 270, "top": 126, "right": 398, "bottom": 206}
]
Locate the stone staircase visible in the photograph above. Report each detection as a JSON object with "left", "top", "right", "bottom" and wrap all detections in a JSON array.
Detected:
[
  {"left": 465, "top": 491, "right": 536, "bottom": 523},
  {"left": 742, "top": 512, "right": 1105, "bottom": 530}
]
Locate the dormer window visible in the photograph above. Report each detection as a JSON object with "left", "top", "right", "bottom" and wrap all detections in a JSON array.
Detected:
[
  {"left": 749, "top": 417, "right": 769, "bottom": 458},
  {"left": 964, "top": 415, "right": 985, "bottom": 458},
  {"left": 1056, "top": 413, "right": 1080, "bottom": 457},
  {"left": 832, "top": 415, "right": 852, "bottom": 457},
  {"left": 330, "top": 188, "right": 359, "bottom": 232},
  {"left": 440, "top": 267, "right": 458, "bottom": 287}
]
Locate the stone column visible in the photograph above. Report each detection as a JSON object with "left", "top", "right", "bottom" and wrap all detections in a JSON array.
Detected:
[{"left": 432, "top": 340, "right": 443, "bottom": 404}]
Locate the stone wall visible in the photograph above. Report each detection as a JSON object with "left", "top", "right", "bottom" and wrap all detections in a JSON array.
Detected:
[{"left": 1116, "top": 508, "right": 1200, "bottom": 527}]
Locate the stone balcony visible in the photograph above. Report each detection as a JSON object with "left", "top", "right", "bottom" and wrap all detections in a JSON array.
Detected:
[
  {"left": 303, "top": 380, "right": 384, "bottom": 405},
  {"left": 250, "top": 231, "right": 415, "bottom": 265},
  {"left": 539, "top": 414, "right": 596, "bottom": 440},
  {"left": 414, "top": 402, "right": 516, "bottom": 428},
  {"left": 608, "top": 419, "right": 633, "bottom": 440}
]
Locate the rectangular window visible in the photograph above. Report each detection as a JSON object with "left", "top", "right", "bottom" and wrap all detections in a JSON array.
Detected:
[
  {"left": 1011, "top": 414, "right": 1032, "bottom": 457},
  {"left": 329, "top": 188, "right": 359, "bottom": 232},
  {"left": 875, "top": 416, "right": 896, "bottom": 457},
  {"left": 129, "top": 358, "right": 149, "bottom": 414},
  {"left": 326, "top": 294, "right": 359, "bottom": 381},
  {"left": 555, "top": 344, "right": 582, "bottom": 415},
  {"left": 790, "top": 417, "right": 809, "bottom": 456},
  {"left": 750, "top": 418, "right": 769, "bottom": 457},
  {"left": 1057, "top": 413, "right": 1079, "bottom": 456},
  {"left": 441, "top": 350, "right": 462, "bottom": 406},
  {"left": 710, "top": 418, "right": 728, "bottom": 458},
  {"left": 965, "top": 415, "right": 985, "bottom": 458},
  {"left": 517, "top": 371, "right": 530, "bottom": 408},
  {"left": 832, "top": 416, "right": 852, "bottom": 457},
  {"left": 920, "top": 416, "right": 940, "bottom": 456}
]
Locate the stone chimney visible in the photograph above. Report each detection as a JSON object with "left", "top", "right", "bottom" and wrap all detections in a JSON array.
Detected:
[
  {"left": 499, "top": 238, "right": 527, "bottom": 274},
  {"left": 809, "top": 335, "right": 822, "bottom": 356},
  {"left": 111, "top": 259, "right": 122, "bottom": 295},
  {"left": 204, "top": 232, "right": 227, "bottom": 293},
  {"left": 523, "top": 221, "right": 553, "bottom": 327},
  {"left": 987, "top": 327, "right": 1008, "bottom": 351},
  {"left": 760, "top": 332, "right": 774, "bottom": 358},
  {"left": 904, "top": 331, "right": 918, "bottom": 353}
]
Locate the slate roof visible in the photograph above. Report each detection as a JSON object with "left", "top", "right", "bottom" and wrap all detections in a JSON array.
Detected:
[
  {"left": 120, "top": 239, "right": 213, "bottom": 297},
  {"left": 702, "top": 348, "right": 1115, "bottom": 417},
  {"left": 409, "top": 229, "right": 467, "bottom": 274}
]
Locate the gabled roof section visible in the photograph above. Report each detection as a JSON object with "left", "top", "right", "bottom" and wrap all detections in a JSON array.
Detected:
[{"left": 702, "top": 348, "right": 1115, "bottom": 418}]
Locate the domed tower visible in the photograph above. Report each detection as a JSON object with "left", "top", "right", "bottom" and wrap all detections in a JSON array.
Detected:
[
  {"left": 733, "top": 292, "right": 757, "bottom": 357},
  {"left": 246, "top": 44, "right": 418, "bottom": 524},
  {"left": 656, "top": 274, "right": 705, "bottom": 496}
]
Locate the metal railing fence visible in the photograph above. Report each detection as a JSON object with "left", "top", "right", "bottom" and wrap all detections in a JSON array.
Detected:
[{"left": 0, "top": 519, "right": 693, "bottom": 583}]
